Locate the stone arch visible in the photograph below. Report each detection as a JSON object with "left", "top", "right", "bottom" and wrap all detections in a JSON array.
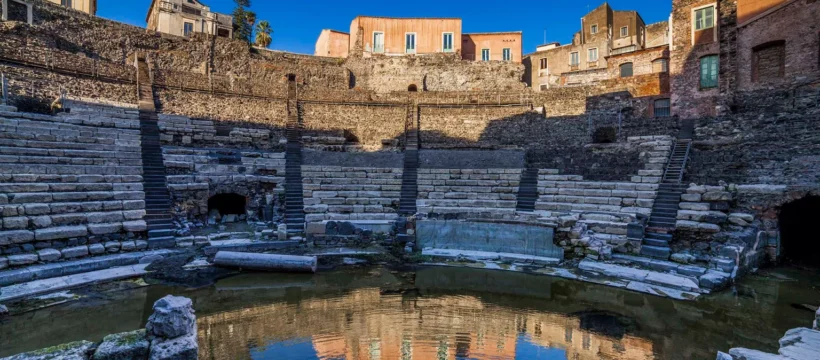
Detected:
[
  {"left": 778, "top": 195, "right": 820, "bottom": 266},
  {"left": 407, "top": 84, "right": 418, "bottom": 92}
]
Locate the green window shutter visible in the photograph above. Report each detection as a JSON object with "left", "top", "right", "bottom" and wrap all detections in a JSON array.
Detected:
[{"left": 700, "top": 55, "right": 718, "bottom": 89}]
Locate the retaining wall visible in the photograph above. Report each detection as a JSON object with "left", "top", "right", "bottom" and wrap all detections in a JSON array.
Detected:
[{"left": 302, "top": 166, "right": 402, "bottom": 222}]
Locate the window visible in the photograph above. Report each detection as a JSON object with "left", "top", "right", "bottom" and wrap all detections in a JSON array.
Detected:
[
  {"left": 620, "top": 62, "right": 633, "bottom": 77},
  {"left": 588, "top": 48, "right": 598, "bottom": 62},
  {"left": 373, "top": 32, "right": 384, "bottom": 53},
  {"left": 539, "top": 58, "right": 548, "bottom": 70},
  {"left": 540, "top": 84, "right": 548, "bottom": 91},
  {"left": 752, "top": 40, "right": 785, "bottom": 83},
  {"left": 652, "top": 58, "right": 669, "bottom": 73},
  {"left": 591, "top": 24, "right": 598, "bottom": 34},
  {"left": 61, "top": 0, "right": 73, "bottom": 8},
  {"left": 654, "top": 99, "right": 671, "bottom": 117},
  {"left": 700, "top": 55, "right": 719, "bottom": 89},
  {"left": 570, "top": 52, "right": 580, "bottom": 66},
  {"left": 502, "top": 48, "right": 511, "bottom": 61},
  {"left": 481, "top": 49, "right": 490, "bottom": 61},
  {"left": 405, "top": 33, "right": 416, "bottom": 54},
  {"left": 695, "top": 6, "right": 715, "bottom": 31},
  {"left": 183, "top": 22, "right": 194, "bottom": 37},
  {"left": 620, "top": 26, "right": 628, "bottom": 38},
  {"left": 442, "top": 32, "right": 454, "bottom": 52}
]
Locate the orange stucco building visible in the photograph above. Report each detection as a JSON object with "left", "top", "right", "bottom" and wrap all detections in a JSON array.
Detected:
[
  {"left": 314, "top": 29, "right": 350, "bottom": 57},
  {"left": 462, "top": 32, "right": 523, "bottom": 62},
  {"left": 316, "top": 16, "right": 522, "bottom": 63}
]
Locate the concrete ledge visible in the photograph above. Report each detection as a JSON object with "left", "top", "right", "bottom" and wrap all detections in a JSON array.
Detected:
[
  {"left": 422, "top": 248, "right": 561, "bottom": 265},
  {"left": 203, "top": 240, "right": 301, "bottom": 255},
  {"left": 0, "top": 249, "right": 176, "bottom": 287},
  {"left": 0, "top": 264, "right": 150, "bottom": 302}
]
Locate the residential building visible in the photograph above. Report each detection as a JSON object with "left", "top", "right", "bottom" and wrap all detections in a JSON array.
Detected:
[
  {"left": 316, "top": 16, "right": 522, "bottom": 62},
  {"left": 47, "top": 0, "right": 96, "bottom": 15},
  {"left": 348, "top": 16, "right": 463, "bottom": 56},
  {"left": 315, "top": 29, "right": 350, "bottom": 58},
  {"left": 146, "top": 0, "right": 232, "bottom": 38},
  {"left": 462, "top": 32, "right": 523, "bottom": 63},
  {"left": 524, "top": 2, "right": 668, "bottom": 90},
  {"left": 670, "top": 0, "right": 820, "bottom": 118}
]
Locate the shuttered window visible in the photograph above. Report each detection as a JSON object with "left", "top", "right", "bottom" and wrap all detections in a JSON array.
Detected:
[
  {"left": 700, "top": 55, "right": 719, "bottom": 89},
  {"left": 620, "top": 63, "right": 633, "bottom": 77}
]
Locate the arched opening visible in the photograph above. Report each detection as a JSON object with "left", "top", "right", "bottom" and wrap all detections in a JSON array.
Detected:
[
  {"left": 407, "top": 84, "right": 418, "bottom": 92},
  {"left": 287, "top": 74, "right": 296, "bottom": 82},
  {"left": 208, "top": 193, "right": 247, "bottom": 222},
  {"left": 347, "top": 69, "right": 356, "bottom": 89},
  {"left": 779, "top": 196, "right": 820, "bottom": 266}
]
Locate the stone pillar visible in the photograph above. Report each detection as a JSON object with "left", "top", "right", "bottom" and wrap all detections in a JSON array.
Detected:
[{"left": 1, "top": 0, "right": 7, "bottom": 21}]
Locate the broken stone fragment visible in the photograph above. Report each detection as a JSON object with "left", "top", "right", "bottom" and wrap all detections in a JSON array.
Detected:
[
  {"left": 93, "top": 329, "right": 149, "bottom": 360},
  {"left": 3, "top": 340, "right": 96, "bottom": 360},
  {"left": 146, "top": 296, "right": 196, "bottom": 339},
  {"left": 149, "top": 333, "right": 197, "bottom": 360},
  {"left": 699, "top": 270, "right": 731, "bottom": 291}
]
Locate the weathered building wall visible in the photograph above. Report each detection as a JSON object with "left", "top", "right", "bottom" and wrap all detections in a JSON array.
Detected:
[
  {"left": 646, "top": 21, "right": 670, "bottom": 48},
  {"left": 301, "top": 103, "right": 406, "bottom": 150},
  {"left": 735, "top": 0, "right": 820, "bottom": 92},
  {"left": 737, "top": 0, "right": 791, "bottom": 24},
  {"left": 670, "top": 0, "right": 724, "bottom": 119}
]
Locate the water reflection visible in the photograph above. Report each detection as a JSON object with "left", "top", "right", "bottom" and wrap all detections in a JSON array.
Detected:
[
  {"left": 199, "top": 286, "right": 653, "bottom": 360},
  {"left": 1, "top": 266, "right": 819, "bottom": 360}
]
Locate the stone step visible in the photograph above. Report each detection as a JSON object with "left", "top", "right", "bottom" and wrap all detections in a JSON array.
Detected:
[{"left": 640, "top": 245, "right": 671, "bottom": 259}]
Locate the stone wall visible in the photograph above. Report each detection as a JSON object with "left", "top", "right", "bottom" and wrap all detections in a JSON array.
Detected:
[
  {"left": 416, "top": 169, "right": 521, "bottom": 219},
  {"left": 302, "top": 166, "right": 402, "bottom": 222},
  {"left": 301, "top": 102, "right": 406, "bottom": 150},
  {"left": 0, "top": 106, "right": 148, "bottom": 269},
  {"left": 158, "top": 113, "right": 282, "bottom": 150},
  {"left": 161, "top": 147, "right": 284, "bottom": 219}
]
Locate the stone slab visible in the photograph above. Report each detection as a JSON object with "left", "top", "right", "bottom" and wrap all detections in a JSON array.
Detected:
[
  {"left": 579, "top": 259, "right": 701, "bottom": 292},
  {"left": 203, "top": 240, "right": 301, "bottom": 255},
  {"left": 0, "top": 249, "right": 177, "bottom": 287},
  {"left": 0, "top": 264, "right": 150, "bottom": 302},
  {"left": 422, "top": 248, "right": 561, "bottom": 265}
]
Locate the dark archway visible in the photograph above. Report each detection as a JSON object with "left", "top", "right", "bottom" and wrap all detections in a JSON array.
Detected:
[
  {"left": 779, "top": 196, "right": 820, "bottom": 266},
  {"left": 408, "top": 84, "right": 418, "bottom": 92},
  {"left": 208, "top": 193, "right": 247, "bottom": 216}
]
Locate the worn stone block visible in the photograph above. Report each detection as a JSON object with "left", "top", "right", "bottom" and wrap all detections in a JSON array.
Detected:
[
  {"left": 35, "top": 225, "right": 88, "bottom": 241},
  {"left": 61, "top": 245, "right": 89, "bottom": 259},
  {"left": 8, "top": 253, "right": 38, "bottom": 266},
  {"left": 89, "top": 223, "right": 123, "bottom": 235},
  {"left": 3, "top": 216, "right": 28, "bottom": 230},
  {"left": 38, "top": 248, "right": 62, "bottom": 262},
  {"left": 0, "top": 230, "right": 35, "bottom": 245},
  {"left": 122, "top": 220, "right": 147, "bottom": 232}
]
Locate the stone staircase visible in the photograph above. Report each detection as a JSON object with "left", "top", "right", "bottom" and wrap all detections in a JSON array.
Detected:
[
  {"left": 641, "top": 120, "right": 695, "bottom": 259},
  {"left": 136, "top": 56, "right": 175, "bottom": 248},
  {"left": 515, "top": 167, "right": 539, "bottom": 212},
  {"left": 399, "top": 102, "right": 419, "bottom": 215},
  {"left": 283, "top": 76, "right": 305, "bottom": 234}
]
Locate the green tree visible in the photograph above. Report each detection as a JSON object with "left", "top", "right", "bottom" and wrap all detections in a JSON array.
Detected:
[
  {"left": 232, "top": 0, "right": 256, "bottom": 44},
  {"left": 255, "top": 21, "right": 273, "bottom": 48}
]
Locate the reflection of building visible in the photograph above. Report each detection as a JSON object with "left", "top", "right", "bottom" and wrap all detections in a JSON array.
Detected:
[
  {"left": 197, "top": 288, "right": 656, "bottom": 360},
  {"left": 146, "top": 0, "right": 232, "bottom": 38},
  {"left": 316, "top": 16, "right": 523, "bottom": 63},
  {"left": 46, "top": 0, "right": 96, "bottom": 15}
]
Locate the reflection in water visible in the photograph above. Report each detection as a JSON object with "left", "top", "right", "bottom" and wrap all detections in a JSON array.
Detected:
[
  {"left": 199, "top": 288, "right": 654, "bottom": 360},
  {"left": 1, "top": 266, "right": 819, "bottom": 360}
]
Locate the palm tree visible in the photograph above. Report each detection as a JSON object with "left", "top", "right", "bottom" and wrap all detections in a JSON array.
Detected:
[{"left": 255, "top": 21, "right": 273, "bottom": 48}]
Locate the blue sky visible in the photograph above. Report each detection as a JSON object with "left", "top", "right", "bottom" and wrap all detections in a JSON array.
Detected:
[{"left": 99, "top": 0, "right": 671, "bottom": 55}]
